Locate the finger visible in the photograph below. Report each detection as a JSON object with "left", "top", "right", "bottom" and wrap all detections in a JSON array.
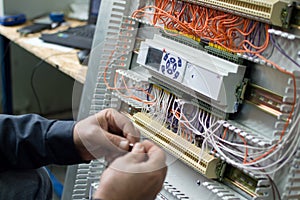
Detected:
[
  {"left": 105, "top": 131, "right": 130, "bottom": 151},
  {"left": 98, "top": 109, "right": 140, "bottom": 143},
  {"left": 122, "top": 123, "right": 141, "bottom": 144},
  {"left": 111, "top": 110, "right": 140, "bottom": 143},
  {"left": 141, "top": 140, "right": 166, "bottom": 167},
  {"left": 131, "top": 142, "right": 145, "bottom": 153}
]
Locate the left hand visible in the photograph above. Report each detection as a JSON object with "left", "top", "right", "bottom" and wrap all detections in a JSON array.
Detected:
[
  {"left": 93, "top": 140, "right": 167, "bottom": 200},
  {"left": 73, "top": 108, "right": 140, "bottom": 162}
]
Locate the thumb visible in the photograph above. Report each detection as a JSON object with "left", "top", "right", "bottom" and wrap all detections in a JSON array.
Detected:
[
  {"left": 131, "top": 142, "right": 145, "bottom": 153},
  {"left": 127, "top": 142, "right": 147, "bottom": 163}
]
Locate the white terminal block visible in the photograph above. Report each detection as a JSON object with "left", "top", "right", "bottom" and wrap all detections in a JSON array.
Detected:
[{"left": 137, "top": 35, "right": 246, "bottom": 113}]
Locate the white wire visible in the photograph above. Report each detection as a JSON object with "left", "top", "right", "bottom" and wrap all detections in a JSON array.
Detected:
[
  {"left": 142, "top": 84, "right": 300, "bottom": 174},
  {"left": 168, "top": 101, "right": 299, "bottom": 172},
  {"left": 208, "top": 109, "right": 300, "bottom": 172},
  {"left": 206, "top": 100, "right": 300, "bottom": 170}
]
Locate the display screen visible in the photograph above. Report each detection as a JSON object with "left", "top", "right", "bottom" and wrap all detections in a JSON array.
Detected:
[
  {"left": 91, "top": 0, "right": 101, "bottom": 15},
  {"left": 145, "top": 47, "right": 163, "bottom": 71},
  {"left": 89, "top": 0, "right": 101, "bottom": 24}
]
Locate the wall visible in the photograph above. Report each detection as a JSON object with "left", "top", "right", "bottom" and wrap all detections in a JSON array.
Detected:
[
  {"left": 9, "top": 43, "right": 82, "bottom": 119},
  {"left": 1, "top": 0, "right": 73, "bottom": 19}
]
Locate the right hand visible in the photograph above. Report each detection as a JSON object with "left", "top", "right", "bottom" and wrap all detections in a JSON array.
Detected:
[
  {"left": 73, "top": 108, "right": 140, "bottom": 162},
  {"left": 93, "top": 140, "right": 167, "bottom": 200}
]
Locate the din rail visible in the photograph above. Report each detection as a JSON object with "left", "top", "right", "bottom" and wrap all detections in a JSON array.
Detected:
[{"left": 244, "top": 83, "right": 291, "bottom": 118}]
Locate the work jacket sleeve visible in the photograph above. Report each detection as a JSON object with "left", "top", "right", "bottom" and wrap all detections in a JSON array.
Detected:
[{"left": 0, "top": 114, "right": 84, "bottom": 172}]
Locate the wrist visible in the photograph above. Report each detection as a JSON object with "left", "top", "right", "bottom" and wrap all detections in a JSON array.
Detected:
[
  {"left": 93, "top": 187, "right": 110, "bottom": 200},
  {"left": 73, "top": 123, "right": 94, "bottom": 161}
]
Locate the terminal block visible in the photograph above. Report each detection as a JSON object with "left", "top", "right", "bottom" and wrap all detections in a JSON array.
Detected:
[
  {"left": 132, "top": 112, "right": 220, "bottom": 179},
  {"left": 183, "top": 0, "right": 292, "bottom": 27}
]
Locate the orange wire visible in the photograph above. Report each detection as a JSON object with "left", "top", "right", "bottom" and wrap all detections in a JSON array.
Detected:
[
  {"left": 237, "top": 133, "right": 249, "bottom": 164},
  {"left": 131, "top": 0, "right": 298, "bottom": 165},
  {"left": 244, "top": 55, "right": 297, "bottom": 164}
]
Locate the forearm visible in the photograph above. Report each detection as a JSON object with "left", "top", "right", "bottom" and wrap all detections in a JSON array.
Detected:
[{"left": 0, "top": 114, "right": 84, "bottom": 172}]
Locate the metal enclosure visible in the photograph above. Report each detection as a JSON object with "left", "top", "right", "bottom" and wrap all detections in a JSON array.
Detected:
[{"left": 63, "top": 0, "right": 300, "bottom": 199}]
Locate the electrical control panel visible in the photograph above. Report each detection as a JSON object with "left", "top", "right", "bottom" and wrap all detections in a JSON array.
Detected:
[
  {"left": 137, "top": 35, "right": 247, "bottom": 113},
  {"left": 63, "top": 0, "right": 300, "bottom": 199}
]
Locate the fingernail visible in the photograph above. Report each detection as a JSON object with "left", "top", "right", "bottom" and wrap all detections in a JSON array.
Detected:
[
  {"left": 134, "top": 143, "right": 144, "bottom": 152},
  {"left": 119, "top": 140, "right": 129, "bottom": 149}
]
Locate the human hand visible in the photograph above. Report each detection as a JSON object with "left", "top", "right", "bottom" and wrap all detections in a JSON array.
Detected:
[
  {"left": 93, "top": 140, "right": 167, "bottom": 200},
  {"left": 73, "top": 108, "right": 140, "bottom": 161}
]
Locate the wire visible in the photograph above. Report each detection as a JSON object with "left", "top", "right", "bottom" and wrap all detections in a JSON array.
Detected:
[
  {"left": 132, "top": 0, "right": 269, "bottom": 54},
  {"left": 270, "top": 34, "right": 300, "bottom": 68},
  {"left": 30, "top": 52, "right": 77, "bottom": 114},
  {"left": 105, "top": 8, "right": 299, "bottom": 200},
  {"left": 30, "top": 64, "right": 43, "bottom": 113},
  {"left": 128, "top": 0, "right": 300, "bottom": 175}
]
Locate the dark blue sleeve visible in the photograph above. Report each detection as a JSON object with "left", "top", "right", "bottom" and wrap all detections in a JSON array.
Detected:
[{"left": 0, "top": 114, "right": 84, "bottom": 172}]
